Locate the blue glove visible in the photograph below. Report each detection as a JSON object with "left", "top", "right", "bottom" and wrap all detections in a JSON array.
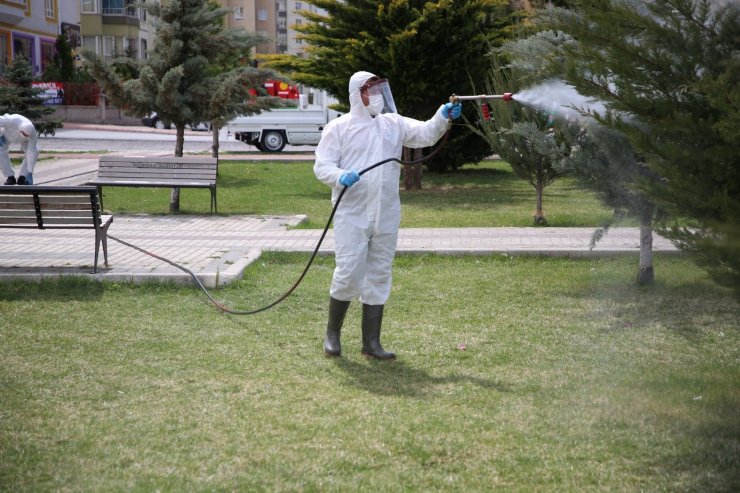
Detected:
[
  {"left": 26, "top": 173, "right": 33, "bottom": 185},
  {"left": 441, "top": 102, "right": 462, "bottom": 120},
  {"left": 0, "top": 135, "right": 5, "bottom": 147},
  {"left": 339, "top": 170, "right": 360, "bottom": 187}
]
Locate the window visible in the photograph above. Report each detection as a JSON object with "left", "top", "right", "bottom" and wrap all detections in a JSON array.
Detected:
[
  {"left": 102, "top": 0, "right": 124, "bottom": 15},
  {"left": 140, "top": 39, "right": 147, "bottom": 59},
  {"left": 13, "top": 35, "right": 32, "bottom": 59},
  {"left": 81, "top": 0, "right": 98, "bottom": 14},
  {"left": 258, "top": 8, "right": 268, "bottom": 21},
  {"left": 45, "top": 0, "right": 56, "bottom": 19},
  {"left": 295, "top": 2, "right": 302, "bottom": 11},
  {"left": 40, "top": 39, "right": 56, "bottom": 73},
  {"left": 103, "top": 36, "right": 115, "bottom": 61},
  {"left": 83, "top": 36, "right": 100, "bottom": 54},
  {"left": 234, "top": 7, "right": 244, "bottom": 20},
  {"left": 0, "top": 32, "right": 9, "bottom": 76}
]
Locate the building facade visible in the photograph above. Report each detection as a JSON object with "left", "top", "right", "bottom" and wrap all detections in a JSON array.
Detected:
[
  {"left": 80, "top": 0, "right": 157, "bottom": 63},
  {"left": 0, "top": 0, "right": 64, "bottom": 76},
  {"left": 219, "top": 0, "right": 324, "bottom": 57},
  {"left": 0, "top": 0, "right": 322, "bottom": 78}
]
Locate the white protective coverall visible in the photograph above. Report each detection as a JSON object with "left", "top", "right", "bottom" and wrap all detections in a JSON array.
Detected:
[
  {"left": 0, "top": 114, "right": 39, "bottom": 180},
  {"left": 314, "top": 71, "right": 450, "bottom": 305}
]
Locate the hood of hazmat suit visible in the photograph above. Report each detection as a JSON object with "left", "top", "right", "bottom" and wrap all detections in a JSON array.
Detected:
[
  {"left": 0, "top": 114, "right": 37, "bottom": 144},
  {"left": 313, "top": 71, "right": 451, "bottom": 305}
]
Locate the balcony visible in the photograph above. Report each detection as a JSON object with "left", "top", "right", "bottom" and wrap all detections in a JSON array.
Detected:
[{"left": 102, "top": 1, "right": 139, "bottom": 24}]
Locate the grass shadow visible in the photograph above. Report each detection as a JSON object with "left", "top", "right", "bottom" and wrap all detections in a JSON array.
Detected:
[
  {"left": 632, "top": 374, "right": 740, "bottom": 491},
  {"left": 564, "top": 273, "right": 739, "bottom": 342},
  {"left": 0, "top": 276, "right": 105, "bottom": 301},
  {"left": 219, "top": 178, "right": 261, "bottom": 188},
  {"left": 333, "top": 356, "right": 512, "bottom": 398}
]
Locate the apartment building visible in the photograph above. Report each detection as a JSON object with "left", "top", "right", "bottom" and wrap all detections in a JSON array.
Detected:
[
  {"left": 220, "top": 0, "right": 324, "bottom": 57},
  {"left": 0, "top": 0, "right": 321, "bottom": 78},
  {"left": 80, "top": 0, "right": 157, "bottom": 63},
  {"left": 220, "top": 0, "right": 279, "bottom": 54},
  {"left": 0, "top": 0, "right": 68, "bottom": 76},
  {"left": 0, "top": 0, "right": 157, "bottom": 76}
]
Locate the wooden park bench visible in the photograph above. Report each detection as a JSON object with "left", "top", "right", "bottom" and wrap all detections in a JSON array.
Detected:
[
  {"left": 0, "top": 185, "right": 113, "bottom": 273},
  {"left": 88, "top": 155, "right": 219, "bottom": 213}
]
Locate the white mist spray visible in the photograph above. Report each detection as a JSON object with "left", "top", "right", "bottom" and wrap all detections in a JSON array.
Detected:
[{"left": 512, "top": 79, "right": 609, "bottom": 124}]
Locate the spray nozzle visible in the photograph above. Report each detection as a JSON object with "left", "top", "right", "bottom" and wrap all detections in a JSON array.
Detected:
[{"left": 449, "top": 93, "right": 514, "bottom": 103}]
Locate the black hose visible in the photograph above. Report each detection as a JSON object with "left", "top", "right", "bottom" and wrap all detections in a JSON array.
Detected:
[{"left": 108, "top": 127, "right": 452, "bottom": 315}]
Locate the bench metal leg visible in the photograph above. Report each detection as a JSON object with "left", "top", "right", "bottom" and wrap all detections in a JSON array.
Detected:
[
  {"left": 210, "top": 186, "right": 217, "bottom": 214},
  {"left": 93, "top": 219, "right": 113, "bottom": 274}
]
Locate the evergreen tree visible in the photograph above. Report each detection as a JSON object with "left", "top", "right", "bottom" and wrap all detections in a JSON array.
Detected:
[
  {"left": 41, "top": 35, "right": 76, "bottom": 82},
  {"left": 55, "top": 35, "right": 75, "bottom": 81},
  {"left": 545, "top": 0, "right": 740, "bottom": 294},
  {"left": 85, "top": 0, "right": 281, "bottom": 212},
  {"left": 469, "top": 58, "right": 566, "bottom": 224},
  {"left": 265, "top": 0, "right": 522, "bottom": 188},
  {"left": 497, "top": 31, "right": 662, "bottom": 283},
  {"left": 0, "top": 56, "right": 61, "bottom": 136},
  {"left": 562, "top": 123, "right": 660, "bottom": 283}
]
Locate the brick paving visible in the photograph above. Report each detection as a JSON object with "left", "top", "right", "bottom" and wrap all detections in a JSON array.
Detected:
[{"left": 0, "top": 157, "right": 680, "bottom": 287}]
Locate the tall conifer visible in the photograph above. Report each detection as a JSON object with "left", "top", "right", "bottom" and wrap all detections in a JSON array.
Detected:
[{"left": 85, "top": 0, "right": 281, "bottom": 212}]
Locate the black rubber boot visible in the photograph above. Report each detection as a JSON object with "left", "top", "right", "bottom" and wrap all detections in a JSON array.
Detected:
[
  {"left": 324, "top": 297, "right": 350, "bottom": 357},
  {"left": 4, "top": 175, "right": 16, "bottom": 185},
  {"left": 361, "top": 304, "right": 396, "bottom": 360}
]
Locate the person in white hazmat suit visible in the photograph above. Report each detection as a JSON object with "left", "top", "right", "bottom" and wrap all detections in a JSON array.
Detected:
[
  {"left": 314, "top": 71, "right": 462, "bottom": 360},
  {"left": 0, "top": 114, "right": 39, "bottom": 185}
]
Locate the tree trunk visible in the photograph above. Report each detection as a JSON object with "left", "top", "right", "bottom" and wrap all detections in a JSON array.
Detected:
[
  {"left": 533, "top": 183, "right": 546, "bottom": 225},
  {"left": 169, "top": 124, "right": 186, "bottom": 213},
  {"left": 211, "top": 124, "right": 219, "bottom": 158},
  {"left": 403, "top": 147, "right": 424, "bottom": 191},
  {"left": 637, "top": 210, "right": 655, "bottom": 285}
]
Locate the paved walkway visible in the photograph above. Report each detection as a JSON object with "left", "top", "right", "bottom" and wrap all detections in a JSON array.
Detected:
[{"left": 0, "top": 157, "right": 680, "bottom": 287}]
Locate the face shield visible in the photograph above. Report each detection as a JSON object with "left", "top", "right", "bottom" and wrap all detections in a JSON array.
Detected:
[{"left": 361, "top": 78, "right": 397, "bottom": 115}]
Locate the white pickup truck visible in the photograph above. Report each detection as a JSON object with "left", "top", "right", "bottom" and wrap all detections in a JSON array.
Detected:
[{"left": 227, "top": 95, "right": 343, "bottom": 152}]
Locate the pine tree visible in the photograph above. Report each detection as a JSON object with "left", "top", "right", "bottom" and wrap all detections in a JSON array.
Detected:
[
  {"left": 562, "top": 123, "right": 659, "bottom": 283},
  {"left": 469, "top": 58, "right": 566, "bottom": 225},
  {"left": 41, "top": 35, "right": 76, "bottom": 82},
  {"left": 0, "top": 56, "right": 61, "bottom": 136},
  {"left": 545, "top": 0, "right": 740, "bottom": 294},
  {"left": 264, "top": 0, "right": 522, "bottom": 188},
  {"left": 497, "top": 31, "right": 662, "bottom": 283},
  {"left": 85, "top": 0, "right": 281, "bottom": 212}
]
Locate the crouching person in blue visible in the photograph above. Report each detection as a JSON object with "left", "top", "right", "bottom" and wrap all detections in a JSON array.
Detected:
[{"left": 1, "top": 114, "right": 39, "bottom": 185}]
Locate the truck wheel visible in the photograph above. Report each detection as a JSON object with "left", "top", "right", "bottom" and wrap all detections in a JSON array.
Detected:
[
  {"left": 261, "top": 130, "right": 286, "bottom": 152},
  {"left": 154, "top": 118, "right": 171, "bottom": 130}
]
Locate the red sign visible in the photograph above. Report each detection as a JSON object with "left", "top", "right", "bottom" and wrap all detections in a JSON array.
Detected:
[{"left": 32, "top": 82, "right": 65, "bottom": 105}]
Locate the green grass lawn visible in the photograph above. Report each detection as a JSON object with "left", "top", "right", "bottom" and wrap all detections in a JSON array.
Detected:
[
  {"left": 2, "top": 158, "right": 736, "bottom": 491},
  {"left": 1, "top": 255, "right": 738, "bottom": 491},
  {"left": 100, "top": 160, "right": 618, "bottom": 228}
]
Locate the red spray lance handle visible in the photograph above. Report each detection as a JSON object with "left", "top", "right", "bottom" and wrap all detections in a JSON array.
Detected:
[{"left": 481, "top": 101, "right": 491, "bottom": 120}]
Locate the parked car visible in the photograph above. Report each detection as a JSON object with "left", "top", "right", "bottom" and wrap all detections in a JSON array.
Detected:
[{"left": 141, "top": 113, "right": 211, "bottom": 131}]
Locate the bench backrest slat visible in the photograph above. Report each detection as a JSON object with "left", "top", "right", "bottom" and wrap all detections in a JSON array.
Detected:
[
  {"left": 96, "top": 170, "right": 216, "bottom": 180},
  {"left": 0, "top": 186, "right": 103, "bottom": 230},
  {"left": 0, "top": 195, "right": 36, "bottom": 209},
  {"left": 96, "top": 156, "right": 218, "bottom": 184}
]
